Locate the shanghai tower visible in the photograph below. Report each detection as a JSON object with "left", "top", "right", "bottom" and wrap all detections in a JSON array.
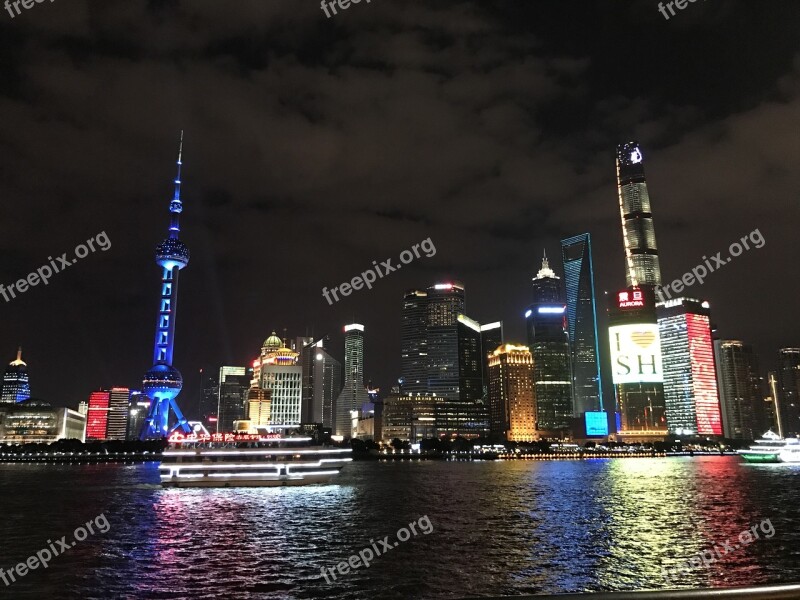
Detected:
[
  {"left": 140, "top": 133, "right": 192, "bottom": 439},
  {"left": 616, "top": 142, "right": 662, "bottom": 288}
]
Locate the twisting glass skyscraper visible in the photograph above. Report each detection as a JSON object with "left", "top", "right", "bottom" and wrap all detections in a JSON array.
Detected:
[
  {"left": 561, "top": 234, "right": 603, "bottom": 414},
  {"left": 616, "top": 142, "right": 662, "bottom": 288},
  {"left": 140, "top": 133, "right": 192, "bottom": 439}
]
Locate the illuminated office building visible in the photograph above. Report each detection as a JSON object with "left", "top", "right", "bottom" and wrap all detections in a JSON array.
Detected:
[
  {"left": 488, "top": 344, "right": 536, "bottom": 442},
  {"left": 217, "top": 366, "right": 249, "bottom": 432},
  {"left": 335, "top": 324, "right": 369, "bottom": 437},
  {"left": 106, "top": 387, "right": 131, "bottom": 441},
  {"left": 300, "top": 340, "right": 342, "bottom": 428},
  {"left": 401, "top": 290, "right": 428, "bottom": 395},
  {"left": 253, "top": 334, "right": 303, "bottom": 426},
  {"left": 776, "top": 348, "right": 800, "bottom": 437},
  {"left": 608, "top": 286, "right": 667, "bottom": 438},
  {"left": 247, "top": 387, "right": 272, "bottom": 427},
  {"left": 525, "top": 255, "right": 573, "bottom": 430},
  {"left": 127, "top": 392, "right": 150, "bottom": 440},
  {"left": 657, "top": 298, "right": 722, "bottom": 436},
  {"left": 451, "top": 314, "right": 489, "bottom": 437},
  {"left": 1, "top": 347, "right": 30, "bottom": 404},
  {"left": 616, "top": 142, "right": 662, "bottom": 288},
  {"left": 86, "top": 390, "right": 111, "bottom": 440},
  {"left": 715, "top": 340, "right": 765, "bottom": 439},
  {"left": 480, "top": 321, "right": 504, "bottom": 390},
  {"left": 426, "top": 282, "right": 466, "bottom": 400},
  {"left": 0, "top": 401, "right": 86, "bottom": 444},
  {"left": 561, "top": 234, "right": 603, "bottom": 414}
]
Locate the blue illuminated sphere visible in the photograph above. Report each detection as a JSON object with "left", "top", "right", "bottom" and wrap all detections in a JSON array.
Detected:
[
  {"left": 155, "top": 238, "right": 190, "bottom": 270},
  {"left": 142, "top": 363, "right": 183, "bottom": 400}
]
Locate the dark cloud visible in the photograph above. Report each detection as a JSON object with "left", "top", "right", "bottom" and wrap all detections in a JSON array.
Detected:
[{"left": 0, "top": 0, "right": 797, "bottom": 408}]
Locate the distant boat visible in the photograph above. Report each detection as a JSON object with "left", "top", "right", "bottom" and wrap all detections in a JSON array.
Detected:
[
  {"left": 737, "top": 430, "right": 800, "bottom": 464},
  {"left": 159, "top": 431, "right": 352, "bottom": 487}
]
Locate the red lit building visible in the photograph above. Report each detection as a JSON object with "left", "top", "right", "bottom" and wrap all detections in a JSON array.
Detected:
[
  {"left": 86, "top": 390, "right": 111, "bottom": 440},
  {"left": 657, "top": 298, "right": 722, "bottom": 436}
]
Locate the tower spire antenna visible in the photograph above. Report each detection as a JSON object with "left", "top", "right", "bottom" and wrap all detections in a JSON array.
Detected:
[{"left": 169, "top": 131, "right": 184, "bottom": 239}]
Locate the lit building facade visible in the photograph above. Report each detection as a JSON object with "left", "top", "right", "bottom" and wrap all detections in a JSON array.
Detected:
[
  {"left": 455, "top": 314, "right": 489, "bottom": 436},
  {"left": 381, "top": 391, "right": 441, "bottom": 442},
  {"left": 526, "top": 255, "right": 573, "bottom": 431},
  {"left": 480, "top": 321, "right": 503, "bottom": 395},
  {"left": 126, "top": 392, "right": 150, "bottom": 440},
  {"left": 657, "top": 298, "right": 722, "bottom": 436},
  {"left": 252, "top": 333, "right": 303, "bottom": 426},
  {"left": 488, "top": 344, "right": 536, "bottom": 442},
  {"left": 247, "top": 387, "right": 272, "bottom": 426},
  {"left": 335, "top": 324, "right": 369, "bottom": 437},
  {"left": 86, "top": 390, "right": 111, "bottom": 440},
  {"left": 401, "top": 290, "right": 428, "bottom": 395},
  {"left": 107, "top": 387, "right": 131, "bottom": 441},
  {"left": 616, "top": 141, "right": 662, "bottom": 288},
  {"left": 426, "top": 282, "right": 466, "bottom": 400},
  {"left": 1, "top": 348, "right": 30, "bottom": 404},
  {"left": 608, "top": 286, "right": 668, "bottom": 438},
  {"left": 561, "top": 234, "right": 603, "bottom": 414},
  {"left": 300, "top": 339, "right": 342, "bottom": 427},
  {"left": 776, "top": 348, "right": 800, "bottom": 437},
  {"left": 217, "top": 366, "right": 249, "bottom": 432},
  {"left": 715, "top": 340, "right": 765, "bottom": 439},
  {"left": 0, "top": 401, "right": 86, "bottom": 444}
]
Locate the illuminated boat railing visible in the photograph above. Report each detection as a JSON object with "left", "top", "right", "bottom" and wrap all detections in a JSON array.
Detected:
[{"left": 463, "top": 582, "right": 800, "bottom": 599}]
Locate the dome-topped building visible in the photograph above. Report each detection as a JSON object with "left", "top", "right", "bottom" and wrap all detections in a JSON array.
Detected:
[{"left": 262, "top": 332, "right": 283, "bottom": 353}]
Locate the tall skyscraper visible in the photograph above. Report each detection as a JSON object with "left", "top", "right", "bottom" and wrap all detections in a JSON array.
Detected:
[
  {"left": 776, "top": 348, "right": 800, "bottom": 437},
  {"left": 525, "top": 255, "right": 573, "bottom": 430},
  {"left": 608, "top": 286, "right": 668, "bottom": 438},
  {"left": 86, "top": 390, "right": 110, "bottom": 440},
  {"left": 217, "top": 366, "right": 249, "bottom": 432},
  {"left": 616, "top": 142, "right": 662, "bottom": 288},
  {"left": 335, "top": 324, "right": 369, "bottom": 437},
  {"left": 561, "top": 234, "right": 603, "bottom": 414},
  {"left": 426, "top": 283, "right": 466, "bottom": 401},
  {"left": 488, "top": 344, "right": 536, "bottom": 442},
  {"left": 1, "top": 347, "right": 30, "bottom": 403},
  {"left": 141, "top": 133, "right": 192, "bottom": 439},
  {"left": 657, "top": 298, "right": 722, "bottom": 436},
  {"left": 479, "top": 321, "right": 503, "bottom": 388},
  {"left": 126, "top": 392, "right": 150, "bottom": 440},
  {"left": 400, "top": 290, "right": 428, "bottom": 395},
  {"left": 107, "top": 387, "right": 131, "bottom": 441},
  {"left": 304, "top": 341, "right": 342, "bottom": 427},
  {"left": 199, "top": 373, "right": 219, "bottom": 420},
  {"left": 715, "top": 340, "right": 765, "bottom": 439}
]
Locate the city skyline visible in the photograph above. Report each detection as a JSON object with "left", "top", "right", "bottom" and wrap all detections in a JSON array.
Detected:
[{"left": 0, "top": 3, "right": 798, "bottom": 413}]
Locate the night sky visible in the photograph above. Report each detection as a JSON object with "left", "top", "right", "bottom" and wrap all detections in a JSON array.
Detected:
[{"left": 1, "top": 1, "right": 798, "bottom": 413}]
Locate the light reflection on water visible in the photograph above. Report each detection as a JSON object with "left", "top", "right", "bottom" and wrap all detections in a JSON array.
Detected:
[{"left": 0, "top": 457, "right": 797, "bottom": 599}]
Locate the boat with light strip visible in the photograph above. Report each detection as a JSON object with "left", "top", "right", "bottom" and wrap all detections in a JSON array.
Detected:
[{"left": 159, "top": 431, "right": 352, "bottom": 487}]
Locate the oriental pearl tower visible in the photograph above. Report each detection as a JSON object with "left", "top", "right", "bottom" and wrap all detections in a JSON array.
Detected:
[{"left": 140, "top": 133, "right": 192, "bottom": 439}]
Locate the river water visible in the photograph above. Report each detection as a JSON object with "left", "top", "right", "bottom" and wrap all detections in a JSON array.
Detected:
[{"left": 0, "top": 456, "right": 797, "bottom": 599}]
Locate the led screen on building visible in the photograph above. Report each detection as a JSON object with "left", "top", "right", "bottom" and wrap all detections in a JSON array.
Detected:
[
  {"left": 686, "top": 314, "right": 722, "bottom": 435},
  {"left": 584, "top": 411, "right": 609, "bottom": 436},
  {"left": 609, "top": 324, "right": 663, "bottom": 384}
]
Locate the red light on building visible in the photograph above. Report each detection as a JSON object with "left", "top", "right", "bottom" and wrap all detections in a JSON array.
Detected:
[
  {"left": 86, "top": 390, "right": 111, "bottom": 440},
  {"left": 686, "top": 314, "right": 722, "bottom": 435},
  {"left": 617, "top": 289, "right": 645, "bottom": 309}
]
